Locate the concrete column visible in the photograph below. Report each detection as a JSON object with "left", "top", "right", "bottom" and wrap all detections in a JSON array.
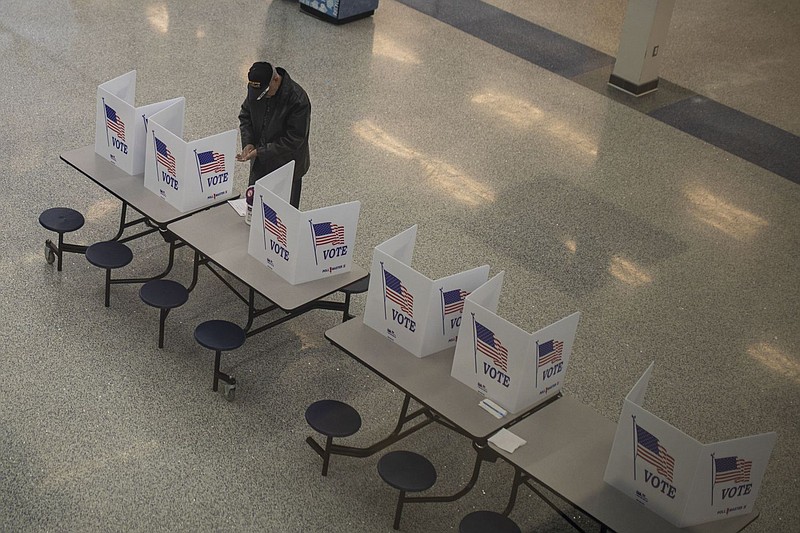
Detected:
[{"left": 609, "top": 0, "right": 676, "bottom": 96}]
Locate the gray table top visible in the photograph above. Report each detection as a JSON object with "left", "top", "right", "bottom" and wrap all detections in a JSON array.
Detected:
[
  {"left": 167, "top": 203, "right": 367, "bottom": 311},
  {"left": 325, "top": 318, "right": 558, "bottom": 440},
  {"left": 61, "top": 145, "right": 226, "bottom": 226},
  {"left": 492, "top": 395, "right": 758, "bottom": 533}
]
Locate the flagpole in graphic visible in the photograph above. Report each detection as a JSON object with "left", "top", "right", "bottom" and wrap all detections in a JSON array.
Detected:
[
  {"left": 711, "top": 453, "right": 716, "bottom": 506},
  {"left": 152, "top": 132, "right": 160, "bottom": 182},
  {"left": 102, "top": 97, "right": 110, "bottom": 147},
  {"left": 194, "top": 149, "right": 204, "bottom": 192},
  {"left": 380, "top": 261, "right": 387, "bottom": 321},
  {"left": 142, "top": 114, "right": 148, "bottom": 132},
  {"left": 440, "top": 288, "right": 445, "bottom": 336},
  {"left": 632, "top": 415, "right": 638, "bottom": 481},
  {"left": 535, "top": 340, "right": 540, "bottom": 387},
  {"left": 259, "top": 194, "right": 267, "bottom": 250},
  {"left": 471, "top": 313, "right": 478, "bottom": 374},
  {"left": 309, "top": 220, "right": 319, "bottom": 266}
]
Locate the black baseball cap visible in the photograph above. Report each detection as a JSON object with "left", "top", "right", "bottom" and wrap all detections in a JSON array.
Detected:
[{"left": 248, "top": 62, "right": 274, "bottom": 100}]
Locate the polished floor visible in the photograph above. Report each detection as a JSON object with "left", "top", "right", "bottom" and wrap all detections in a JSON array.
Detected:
[{"left": 1, "top": 0, "right": 798, "bottom": 532}]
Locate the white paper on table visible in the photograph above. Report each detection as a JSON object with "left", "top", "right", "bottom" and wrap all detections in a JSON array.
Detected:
[
  {"left": 489, "top": 428, "right": 527, "bottom": 453},
  {"left": 228, "top": 198, "right": 247, "bottom": 216}
]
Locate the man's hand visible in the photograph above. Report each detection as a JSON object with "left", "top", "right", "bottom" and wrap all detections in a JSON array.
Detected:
[{"left": 236, "top": 144, "right": 257, "bottom": 162}]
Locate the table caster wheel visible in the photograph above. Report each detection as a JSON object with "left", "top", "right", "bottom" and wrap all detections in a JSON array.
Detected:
[
  {"left": 223, "top": 383, "right": 236, "bottom": 401},
  {"left": 45, "top": 241, "right": 55, "bottom": 264}
]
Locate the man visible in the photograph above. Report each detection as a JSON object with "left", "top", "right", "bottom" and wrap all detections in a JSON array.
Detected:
[{"left": 237, "top": 61, "right": 311, "bottom": 208}]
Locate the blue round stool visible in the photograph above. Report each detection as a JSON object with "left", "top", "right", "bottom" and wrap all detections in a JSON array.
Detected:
[
  {"left": 139, "top": 279, "right": 189, "bottom": 348},
  {"left": 459, "top": 511, "right": 521, "bottom": 533},
  {"left": 194, "top": 320, "right": 246, "bottom": 400},
  {"left": 39, "top": 207, "right": 85, "bottom": 271},
  {"left": 305, "top": 399, "right": 362, "bottom": 476},
  {"left": 378, "top": 450, "right": 437, "bottom": 530},
  {"left": 85, "top": 241, "right": 133, "bottom": 307}
]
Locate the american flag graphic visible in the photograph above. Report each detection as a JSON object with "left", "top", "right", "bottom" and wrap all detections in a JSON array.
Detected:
[
  {"left": 537, "top": 339, "right": 563, "bottom": 368},
  {"left": 636, "top": 424, "right": 675, "bottom": 482},
  {"left": 442, "top": 289, "right": 468, "bottom": 315},
  {"left": 263, "top": 203, "right": 287, "bottom": 245},
  {"left": 714, "top": 456, "right": 752, "bottom": 484},
  {"left": 475, "top": 321, "right": 508, "bottom": 372},
  {"left": 155, "top": 136, "right": 176, "bottom": 175},
  {"left": 105, "top": 104, "right": 125, "bottom": 141},
  {"left": 197, "top": 150, "right": 226, "bottom": 174},
  {"left": 312, "top": 222, "right": 345, "bottom": 247},
  {"left": 384, "top": 270, "right": 414, "bottom": 316}
]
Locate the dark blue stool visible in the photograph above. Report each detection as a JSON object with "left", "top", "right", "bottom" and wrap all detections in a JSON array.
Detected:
[
  {"left": 194, "top": 320, "right": 246, "bottom": 400},
  {"left": 305, "top": 400, "right": 362, "bottom": 476},
  {"left": 139, "top": 279, "right": 189, "bottom": 348},
  {"left": 85, "top": 241, "right": 133, "bottom": 307},
  {"left": 39, "top": 207, "right": 86, "bottom": 271},
  {"left": 339, "top": 274, "right": 369, "bottom": 321},
  {"left": 459, "top": 511, "right": 521, "bottom": 533},
  {"left": 378, "top": 450, "right": 437, "bottom": 530}
]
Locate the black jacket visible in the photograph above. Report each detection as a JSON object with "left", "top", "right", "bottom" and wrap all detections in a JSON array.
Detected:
[{"left": 239, "top": 68, "right": 311, "bottom": 186}]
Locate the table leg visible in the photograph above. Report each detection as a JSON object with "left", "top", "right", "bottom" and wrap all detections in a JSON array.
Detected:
[
  {"left": 404, "top": 439, "right": 492, "bottom": 504},
  {"left": 112, "top": 240, "right": 183, "bottom": 284},
  {"left": 187, "top": 250, "right": 202, "bottom": 292},
  {"left": 308, "top": 394, "right": 435, "bottom": 460},
  {"left": 520, "top": 476, "right": 588, "bottom": 532},
  {"left": 502, "top": 467, "right": 525, "bottom": 516},
  {"left": 109, "top": 203, "right": 155, "bottom": 243}
]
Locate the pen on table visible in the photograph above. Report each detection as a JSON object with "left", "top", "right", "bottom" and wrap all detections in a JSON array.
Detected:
[{"left": 481, "top": 400, "right": 505, "bottom": 418}]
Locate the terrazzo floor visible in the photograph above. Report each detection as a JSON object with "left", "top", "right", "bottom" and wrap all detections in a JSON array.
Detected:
[{"left": 1, "top": 1, "right": 798, "bottom": 531}]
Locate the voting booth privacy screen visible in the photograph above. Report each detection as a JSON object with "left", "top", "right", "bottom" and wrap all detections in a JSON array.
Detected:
[
  {"left": 247, "top": 161, "right": 361, "bottom": 285},
  {"left": 450, "top": 272, "right": 581, "bottom": 413},
  {"left": 94, "top": 70, "right": 183, "bottom": 176},
  {"left": 604, "top": 363, "right": 776, "bottom": 527},
  {"left": 363, "top": 226, "right": 490, "bottom": 358},
  {"left": 143, "top": 99, "right": 236, "bottom": 212}
]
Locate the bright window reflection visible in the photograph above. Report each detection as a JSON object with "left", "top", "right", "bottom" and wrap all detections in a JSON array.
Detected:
[
  {"left": 471, "top": 91, "right": 598, "bottom": 157},
  {"left": 747, "top": 342, "right": 799, "bottom": 383},
  {"left": 147, "top": 4, "right": 169, "bottom": 34},
  {"left": 685, "top": 185, "right": 768, "bottom": 240},
  {"left": 471, "top": 92, "right": 542, "bottom": 127},
  {"left": 609, "top": 255, "right": 652, "bottom": 286},
  {"left": 353, "top": 120, "right": 494, "bottom": 206},
  {"left": 373, "top": 35, "right": 421, "bottom": 64}
]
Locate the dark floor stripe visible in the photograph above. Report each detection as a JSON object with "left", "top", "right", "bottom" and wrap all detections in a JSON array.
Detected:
[
  {"left": 650, "top": 97, "right": 800, "bottom": 183},
  {"left": 397, "top": 0, "right": 800, "bottom": 184},
  {"left": 396, "top": 0, "right": 614, "bottom": 78}
]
